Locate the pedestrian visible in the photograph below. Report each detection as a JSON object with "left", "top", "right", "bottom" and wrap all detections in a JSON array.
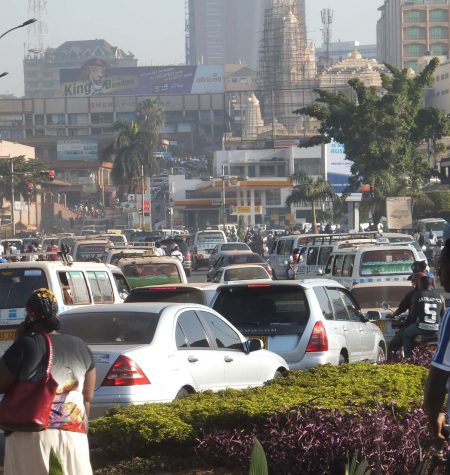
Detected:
[
  {"left": 47, "top": 241, "right": 59, "bottom": 261},
  {"left": 0, "top": 288, "right": 95, "bottom": 474},
  {"left": 424, "top": 239, "right": 450, "bottom": 443}
]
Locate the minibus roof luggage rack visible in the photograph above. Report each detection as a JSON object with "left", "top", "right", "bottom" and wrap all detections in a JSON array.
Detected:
[{"left": 301, "top": 232, "right": 380, "bottom": 246}]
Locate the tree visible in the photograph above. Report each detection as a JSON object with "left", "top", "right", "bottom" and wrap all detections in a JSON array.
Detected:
[
  {"left": 104, "top": 99, "right": 165, "bottom": 196},
  {"left": 286, "top": 171, "right": 335, "bottom": 233},
  {"left": 295, "top": 58, "right": 450, "bottom": 223}
]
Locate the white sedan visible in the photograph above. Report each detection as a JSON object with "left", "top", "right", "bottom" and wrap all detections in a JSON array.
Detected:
[
  {"left": 211, "top": 264, "right": 272, "bottom": 283},
  {"left": 59, "top": 303, "right": 288, "bottom": 418}
]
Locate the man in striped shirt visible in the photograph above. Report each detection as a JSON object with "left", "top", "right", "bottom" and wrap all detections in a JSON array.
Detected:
[{"left": 425, "top": 239, "right": 450, "bottom": 441}]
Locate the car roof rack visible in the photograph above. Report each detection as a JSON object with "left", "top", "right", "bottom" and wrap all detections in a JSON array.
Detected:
[{"left": 298, "top": 232, "right": 380, "bottom": 246}]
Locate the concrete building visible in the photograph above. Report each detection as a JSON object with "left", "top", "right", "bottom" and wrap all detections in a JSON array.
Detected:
[
  {"left": 24, "top": 39, "right": 137, "bottom": 98},
  {"left": 428, "top": 58, "right": 450, "bottom": 112},
  {"left": 186, "top": 0, "right": 306, "bottom": 70},
  {"left": 377, "top": 0, "right": 450, "bottom": 71}
]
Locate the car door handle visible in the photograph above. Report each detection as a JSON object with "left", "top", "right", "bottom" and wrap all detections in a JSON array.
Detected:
[
  {"left": 188, "top": 356, "right": 198, "bottom": 363},
  {"left": 224, "top": 356, "right": 233, "bottom": 363}
]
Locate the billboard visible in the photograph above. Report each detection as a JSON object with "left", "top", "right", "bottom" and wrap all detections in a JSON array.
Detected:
[
  {"left": 386, "top": 197, "right": 413, "bottom": 230},
  {"left": 325, "top": 141, "right": 353, "bottom": 193},
  {"left": 57, "top": 139, "right": 98, "bottom": 161},
  {"left": 60, "top": 60, "right": 224, "bottom": 97}
]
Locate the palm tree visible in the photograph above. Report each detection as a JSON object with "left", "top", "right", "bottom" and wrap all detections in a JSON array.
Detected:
[
  {"left": 286, "top": 171, "right": 335, "bottom": 233},
  {"left": 105, "top": 121, "right": 155, "bottom": 196},
  {"left": 136, "top": 98, "right": 165, "bottom": 136}
]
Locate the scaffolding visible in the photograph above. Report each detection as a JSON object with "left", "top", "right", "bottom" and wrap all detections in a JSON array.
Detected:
[
  {"left": 259, "top": 0, "right": 316, "bottom": 134},
  {"left": 321, "top": 9, "right": 334, "bottom": 69}
]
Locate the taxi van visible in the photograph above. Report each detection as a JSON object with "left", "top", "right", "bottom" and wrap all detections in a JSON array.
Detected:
[
  {"left": 0, "top": 260, "right": 129, "bottom": 352},
  {"left": 323, "top": 243, "right": 423, "bottom": 289}
]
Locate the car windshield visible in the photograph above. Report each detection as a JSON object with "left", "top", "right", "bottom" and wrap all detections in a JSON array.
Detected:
[
  {"left": 0, "top": 268, "right": 48, "bottom": 309},
  {"left": 425, "top": 222, "right": 447, "bottom": 233},
  {"left": 213, "top": 286, "right": 310, "bottom": 326},
  {"left": 126, "top": 288, "right": 205, "bottom": 304},
  {"left": 223, "top": 267, "right": 269, "bottom": 281},
  {"left": 197, "top": 233, "right": 225, "bottom": 244},
  {"left": 226, "top": 254, "right": 264, "bottom": 265},
  {"left": 351, "top": 285, "right": 411, "bottom": 309},
  {"left": 60, "top": 312, "right": 160, "bottom": 344},
  {"left": 122, "top": 263, "right": 182, "bottom": 288},
  {"left": 360, "top": 249, "right": 415, "bottom": 276}
]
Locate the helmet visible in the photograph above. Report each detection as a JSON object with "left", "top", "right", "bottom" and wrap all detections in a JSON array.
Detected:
[
  {"left": 172, "top": 243, "right": 179, "bottom": 251},
  {"left": 26, "top": 288, "right": 58, "bottom": 320}
]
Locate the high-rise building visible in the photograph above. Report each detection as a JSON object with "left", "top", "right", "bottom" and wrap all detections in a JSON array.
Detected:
[
  {"left": 186, "top": 0, "right": 306, "bottom": 69},
  {"left": 377, "top": 0, "right": 450, "bottom": 70}
]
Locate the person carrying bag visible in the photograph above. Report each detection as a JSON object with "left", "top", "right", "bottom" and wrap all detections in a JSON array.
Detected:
[{"left": 0, "top": 289, "right": 96, "bottom": 475}]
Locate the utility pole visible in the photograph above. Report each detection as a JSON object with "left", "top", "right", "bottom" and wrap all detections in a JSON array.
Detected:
[
  {"left": 141, "top": 164, "right": 145, "bottom": 230},
  {"left": 221, "top": 164, "right": 227, "bottom": 232},
  {"left": 10, "top": 157, "right": 15, "bottom": 237}
]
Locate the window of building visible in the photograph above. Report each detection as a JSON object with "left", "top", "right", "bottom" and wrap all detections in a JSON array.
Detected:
[
  {"left": 405, "top": 43, "right": 426, "bottom": 57},
  {"left": 43, "top": 80, "right": 54, "bottom": 88},
  {"left": 431, "top": 26, "right": 448, "bottom": 39},
  {"left": 68, "top": 113, "right": 89, "bottom": 125},
  {"left": 405, "top": 60, "right": 418, "bottom": 70},
  {"left": 260, "top": 165, "right": 275, "bottom": 177},
  {"left": 431, "top": 43, "right": 448, "bottom": 55},
  {"left": 35, "top": 115, "right": 44, "bottom": 126},
  {"left": 46, "top": 114, "right": 65, "bottom": 125},
  {"left": 430, "top": 9, "right": 449, "bottom": 22},
  {"left": 115, "top": 112, "right": 136, "bottom": 122},
  {"left": 91, "top": 113, "right": 114, "bottom": 125},
  {"left": 266, "top": 189, "right": 281, "bottom": 206},
  {"left": 247, "top": 165, "right": 256, "bottom": 177},
  {"left": 405, "top": 26, "right": 425, "bottom": 39},
  {"left": 404, "top": 10, "right": 426, "bottom": 22}
]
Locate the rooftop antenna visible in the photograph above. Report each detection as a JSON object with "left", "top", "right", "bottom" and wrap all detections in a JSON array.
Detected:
[
  {"left": 321, "top": 8, "right": 334, "bottom": 69},
  {"left": 27, "top": 0, "right": 48, "bottom": 55}
]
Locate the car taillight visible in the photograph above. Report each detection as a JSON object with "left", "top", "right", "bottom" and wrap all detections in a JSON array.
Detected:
[
  {"left": 101, "top": 355, "right": 150, "bottom": 386},
  {"left": 306, "top": 321, "right": 328, "bottom": 352}
]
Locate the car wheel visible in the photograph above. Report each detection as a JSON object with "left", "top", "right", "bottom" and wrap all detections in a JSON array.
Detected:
[
  {"left": 175, "top": 387, "right": 191, "bottom": 399},
  {"left": 338, "top": 353, "right": 347, "bottom": 365},
  {"left": 376, "top": 345, "right": 386, "bottom": 364},
  {"left": 273, "top": 370, "right": 285, "bottom": 379}
]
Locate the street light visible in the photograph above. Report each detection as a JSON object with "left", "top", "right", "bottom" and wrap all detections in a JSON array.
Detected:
[{"left": 0, "top": 18, "right": 37, "bottom": 41}]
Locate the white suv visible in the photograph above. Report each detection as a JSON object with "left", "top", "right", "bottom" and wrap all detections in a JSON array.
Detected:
[{"left": 211, "top": 279, "right": 386, "bottom": 370}]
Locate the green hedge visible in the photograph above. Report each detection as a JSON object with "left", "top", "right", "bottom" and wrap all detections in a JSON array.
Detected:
[{"left": 90, "top": 364, "right": 427, "bottom": 460}]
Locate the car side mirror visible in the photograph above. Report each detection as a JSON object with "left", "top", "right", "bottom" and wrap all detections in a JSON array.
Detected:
[
  {"left": 366, "top": 310, "right": 382, "bottom": 321},
  {"left": 119, "top": 292, "right": 129, "bottom": 300},
  {"left": 247, "top": 338, "right": 263, "bottom": 353},
  {"left": 358, "top": 311, "right": 369, "bottom": 323}
]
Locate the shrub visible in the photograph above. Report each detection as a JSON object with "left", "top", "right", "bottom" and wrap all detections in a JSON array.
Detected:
[
  {"left": 197, "top": 405, "right": 428, "bottom": 475},
  {"left": 90, "top": 364, "right": 427, "bottom": 461}
]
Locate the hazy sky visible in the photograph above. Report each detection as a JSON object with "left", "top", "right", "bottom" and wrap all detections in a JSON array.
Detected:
[{"left": 0, "top": 0, "right": 380, "bottom": 96}]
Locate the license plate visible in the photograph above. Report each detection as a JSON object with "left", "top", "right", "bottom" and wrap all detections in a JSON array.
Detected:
[
  {"left": 254, "top": 335, "right": 269, "bottom": 349},
  {"left": 0, "top": 330, "right": 16, "bottom": 340},
  {"left": 373, "top": 320, "right": 387, "bottom": 333}
]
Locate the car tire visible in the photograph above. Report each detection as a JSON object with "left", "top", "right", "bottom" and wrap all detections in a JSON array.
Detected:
[
  {"left": 376, "top": 345, "right": 386, "bottom": 364},
  {"left": 338, "top": 353, "right": 347, "bottom": 365},
  {"left": 273, "top": 370, "right": 284, "bottom": 379},
  {"left": 175, "top": 387, "right": 191, "bottom": 399}
]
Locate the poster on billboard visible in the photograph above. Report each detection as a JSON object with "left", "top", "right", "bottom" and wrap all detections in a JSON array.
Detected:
[
  {"left": 57, "top": 139, "right": 98, "bottom": 161},
  {"left": 59, "top": 60, "right": 224, "bottom": 97},
  {"left": 386, "top": 197, "right": 413, "bottom": 230},
  {"left": 325, "top": 141, "right": 353, "bottom": 193}
]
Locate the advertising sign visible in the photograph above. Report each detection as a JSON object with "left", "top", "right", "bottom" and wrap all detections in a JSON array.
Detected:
[
  {"left": 57, "top": 140, "right": 98, "bottom": 161},
  {"left": 386, "top": 197, "right": 413, "bottom": 230},
  {"left": 60, "top": 60, "right": 224, "bottom": 97},
  {"left": 325, "top": 141, "right": 353, "bottom": 193}
]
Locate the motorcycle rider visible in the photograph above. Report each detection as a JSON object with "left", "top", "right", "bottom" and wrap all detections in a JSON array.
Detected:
[
  {"left": 424, "top": 238, "right": 450, "bottom": 442},
  {"left": 402, "top": 275, "right": 445, "bottom": 357},
  {"left": 387, "top": 271, "right": 428, "bottom": 359},
  {"left": 170, "top": 243, "right": 184, "bottom": 262}
]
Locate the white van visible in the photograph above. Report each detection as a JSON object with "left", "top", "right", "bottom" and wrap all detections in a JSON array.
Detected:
[
  {"left": 324, "top": 243, "right": 423, "bottom": 289},
  {"left": 0, "top": 260, "right": 130, "bottom": 351},
  {"left": 187, "top": 230, "right": 227, "bottom": 270},
  {"left": 268, "top": 233, "right": 378, "bottom": 280}
]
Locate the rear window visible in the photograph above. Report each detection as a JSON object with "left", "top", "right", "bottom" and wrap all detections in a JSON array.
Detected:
[
  {"left": 351, "top": 285, "right": 412, "bottom": 309},
  {"left": 221, "top": 243, "right": 249, "bottom": 251},
  {"left": 223, "top": 267, "right": 269, "bottom": 281},
  {"left": 360, "top": 249, "right": 414, "bottom": 276},
  {"left": 122, "top": 263, "right": 182, "bottom": 287},
  {"left": 60, "top": 312, "right": 160, "bottom": 344},
  {"left": 227, "top": 254, "right": 264, "bottom": 265},
  {"left": 197, "top": 233, "right": 225, "bottom": 244},
  {"left": 213, "top": 286, "right": 310, "bottom": 326},
  {"left": 126, "top": 288, "right": 205, "bottom": 304},
  {"left": 0, "top": 268, "right": 48, "bottom": 310},
  {"left": 75, "top": 244, "right": 108, "bottom": 261}
]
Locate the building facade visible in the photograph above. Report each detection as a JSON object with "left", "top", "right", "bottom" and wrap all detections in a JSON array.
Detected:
[
  {"left": 377, "top": 0, "right": 450, "bottom": 71},
  {"left": 316, "top": 41, "right": 377, "bottom": 70},
  {"left": 186, "top": 0, "right": 306, "bottom": 70},
  {"left": 24, "top": 39, "right": 137, "bottom": 98}
]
